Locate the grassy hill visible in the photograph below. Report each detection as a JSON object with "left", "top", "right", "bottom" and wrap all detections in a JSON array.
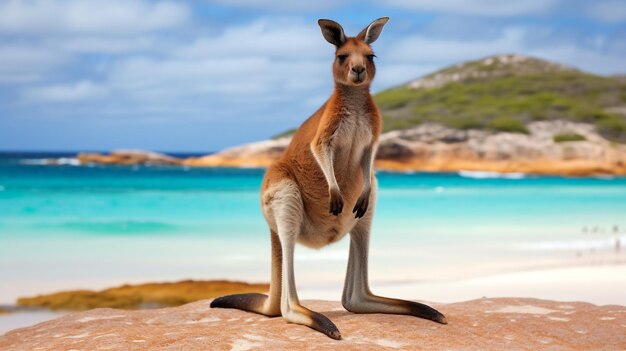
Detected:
[
  {"left": 374, "top": 54, "right": 626, "bottom": 141},
  {"left": 273, "top": 54, "right": 626, "bottom": 142}
]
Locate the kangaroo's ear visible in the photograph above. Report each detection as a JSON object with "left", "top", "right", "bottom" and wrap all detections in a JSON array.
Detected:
[
  {"left": 356, "top": 17, "right": 389, "bottom": 44},
  {"left": 318, "top": 19, "right": 346, "bottom": 47}
]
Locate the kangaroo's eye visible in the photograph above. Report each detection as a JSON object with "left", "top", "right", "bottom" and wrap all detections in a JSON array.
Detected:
[
  {"left": 366, "top": 54, "right": 376, "bottom": 62},
  {"left": 337, "top": 55, "right": 348, "bottom": 64}
]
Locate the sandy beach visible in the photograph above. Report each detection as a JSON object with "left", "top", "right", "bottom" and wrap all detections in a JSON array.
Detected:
[
  {"left": 2, "top": 154, "right": 625, "bottom": 339},
  {"left": 300, "top": 264, "right": 626, "bottom": 305},
  {"left": 2, "top": 262, "right": 625, "bottom": 335}
]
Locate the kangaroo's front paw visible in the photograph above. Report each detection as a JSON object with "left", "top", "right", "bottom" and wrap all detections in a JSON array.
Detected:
[
  {"left": 352, "top": 189, "right": 370, "bottom": 218},
  {"left": 328, "top": 188, "right": 343, "bottom": 216}
]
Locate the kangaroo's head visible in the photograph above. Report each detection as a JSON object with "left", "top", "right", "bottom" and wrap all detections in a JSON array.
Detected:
[{"left": 318, "top": 17, "right": 388, "bottom": 87}]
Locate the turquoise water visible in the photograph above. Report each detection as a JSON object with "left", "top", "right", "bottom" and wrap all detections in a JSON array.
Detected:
[{"left": 1, "top": 152, "right": 625, "bottom": 302}]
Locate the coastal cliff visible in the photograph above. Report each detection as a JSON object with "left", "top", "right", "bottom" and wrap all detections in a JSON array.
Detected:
[
  {"left": 182, "top": 120, "right": 626, "bottom": 176},
  {"left": 2, "top": 298, "right": 625, "bottom": 350}
]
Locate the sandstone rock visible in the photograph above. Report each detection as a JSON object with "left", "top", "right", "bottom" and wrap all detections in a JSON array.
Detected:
[
  {"left": 1, "top": 298, "right": 625, "bottom": 350},
  {"left": 75, "top": 150, "right": 182, "bottom": 166},
  {"left": 183, "top": 121, "right": 626, "bottom": 176},
  {"left": 182, "top": 137, "right": 291, "bottom": 168}
]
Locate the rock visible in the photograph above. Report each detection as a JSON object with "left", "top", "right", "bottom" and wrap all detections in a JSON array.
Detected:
[
  {"left": 1, "top": 298, "right": 625, "bottom": 350},
  {"left": 75, "top": 150, "right": 182, "bottom": 166},
  {"left": 182, "top": 137, "right": 291, "bottom": 168},
  {"left": 183, "top": 121, "right": 626, "bottom": 176}
]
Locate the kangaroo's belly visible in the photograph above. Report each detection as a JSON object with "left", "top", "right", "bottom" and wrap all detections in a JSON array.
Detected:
[
  {"left": 296, "top": 152, "right": 371, "bottom": 248},
  {"left": 266, "top": 110, "right": 376, "bottom": 249}
]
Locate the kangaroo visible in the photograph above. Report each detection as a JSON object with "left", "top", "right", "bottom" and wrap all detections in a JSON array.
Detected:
[{"left": 211, "top": 17, "right": 447, "bottom": 340}]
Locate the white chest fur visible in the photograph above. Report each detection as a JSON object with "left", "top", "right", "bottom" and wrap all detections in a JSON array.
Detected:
[{"left": 331, "top": 108, "right": 373, "bottom": 161}]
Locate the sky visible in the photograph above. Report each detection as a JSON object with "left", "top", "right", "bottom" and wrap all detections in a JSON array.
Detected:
[{"left": 0, "top": 0, "right": 625, "bottom": 153}]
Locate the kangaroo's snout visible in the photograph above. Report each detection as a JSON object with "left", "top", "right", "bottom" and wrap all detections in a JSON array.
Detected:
[
  {"left": 350, "top": 65, "right": 366, "bottom": 83},
  {"left": 351, "top": 66, "right": 365, "bottom": 74}
]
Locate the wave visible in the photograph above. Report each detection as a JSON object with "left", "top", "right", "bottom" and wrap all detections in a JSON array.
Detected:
[
  {"left": 458, "top": 170, "right": 526, "bottom": 179},
  {"left": 56, "top": 157, "right": 81, "bottom": 166},
  {"left": 19, "top": 158, "right": 51, "bottom": 165},
  {"left": 19, "top": 158, "right": 81, "bottom": 166},
  {"left": 516, "top": 235, "right": 625, "bottom": 251}
]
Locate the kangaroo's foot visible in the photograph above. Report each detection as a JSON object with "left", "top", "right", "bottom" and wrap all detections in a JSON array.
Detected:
[
  {"left": 211, "top": 293, "right": 280, "bottom": 317},
  {"left": 343, "top": 294, "right": 447, "bottom": 324},
  {"left": 282, "top": 303, "right": 341, "bottom": 340}
]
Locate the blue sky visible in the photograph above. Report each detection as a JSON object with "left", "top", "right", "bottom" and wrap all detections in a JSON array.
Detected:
[{"left": 0, "top": 0, "right": 625, "bottom": 153}]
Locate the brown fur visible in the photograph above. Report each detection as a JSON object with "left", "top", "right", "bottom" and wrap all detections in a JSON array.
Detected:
[
  {"left": 262, "top": 39, "right": 381, "bottom": 242},
  {"left": 212, "top": 18, "right": 446, "bottom": 340}
]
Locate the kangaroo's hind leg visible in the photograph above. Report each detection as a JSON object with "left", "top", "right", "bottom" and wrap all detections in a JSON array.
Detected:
[
  {"left": 270, "top": 179, "right": 341, "bottom": 339},
  {"left": 210, "top": 229, "right": 282, "bottom": 317},
  {"left": 341, "top": 189, "right": 447, "bottom": 324}
]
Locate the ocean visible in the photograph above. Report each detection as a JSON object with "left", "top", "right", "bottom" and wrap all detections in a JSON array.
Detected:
[{"left": 1, "top": 152, "right": 625, "bottom": 304}]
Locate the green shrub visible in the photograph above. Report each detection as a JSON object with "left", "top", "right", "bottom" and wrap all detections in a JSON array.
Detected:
[
  {"left": 553, "top": 133, "right": 586, "bottom": 142},
  {"left": 271, "top": 128, "right": 296, "bottom": 139},
  {"left": 487, "top": 116, "right": 529, "bottom": 133}
]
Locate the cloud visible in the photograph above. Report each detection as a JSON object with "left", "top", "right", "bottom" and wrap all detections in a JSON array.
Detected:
[
  {"left": 205, "top": 0, "right": 348, "bottom": 11},
  {"left": 0, "top": 0, "right": 190, "bottom": 35},
  {"left": 386, "top": 0, "right": 558, "bottom": 17},
  {"left": 58, "top": 36, "right": 158, "bottom": 54},
  {"left": 0, "top": 45, "right": 66, "bottom": 83},
  {"left": 387, "top": 27, "right": 525, "bottom": 63},
  {"left": 23, "top": 81, "right": 108, "bottom": 102},
  {"left": 176, "top": 18, "right": 330, "bottom": 60},
  {"left": 382, "top": 25, "right": 626, "bottom": 78},
  {"left": 104, "top": 18, "right": 334, "bottom": 102},
  {"left": 2, "top": 3, "right": 626, "bottom": 152},
  {"left": 586, "top": 1, "right": 626, "bottom": 23}
]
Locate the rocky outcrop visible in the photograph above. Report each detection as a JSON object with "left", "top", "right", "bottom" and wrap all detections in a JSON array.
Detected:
[
  {"left": 186, "top": 121, "right": 626, "bottom": 176},
  {"left": 57, "top": 121, "right": 626, "bottom": 176},
  {"left": 75, "top": 150, "right": 182, "bottom": 166},
  {"left": 1, "top": 298, "right": 625, "bottom": 350},
  {"left": 182, "top": 138, "right": 291, "bottom": 168},
  {"left": 375, "top": 121, "right": 626, "bottom": 176}
]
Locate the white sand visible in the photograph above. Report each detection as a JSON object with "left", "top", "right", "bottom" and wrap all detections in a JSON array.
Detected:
[{"left": 299, "top": 264, "right": 626, "bottom": 306}]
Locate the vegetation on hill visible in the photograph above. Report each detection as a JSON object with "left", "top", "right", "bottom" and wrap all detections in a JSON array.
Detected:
[
  {"left": 375, "top": 55, "right": 626, "bottom": 141},
  {"left": 553, "top": 133, "right": 587, "bottom": 143},
  {"left": 272, "top": 55, "right": 626, "bottom": 142},
  {"left": 272, "top": 128, "right": 297, "bottom": 140}
]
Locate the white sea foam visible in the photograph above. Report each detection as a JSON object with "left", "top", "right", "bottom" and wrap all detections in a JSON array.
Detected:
[
  {"left": 56, "top": 158, "right": 81, "bottom": 166},
  {"left": 594, "top": 175, "right": 615, "bottom": 180},
  {"left": 458, "top": 170, "right": 526, "bottom": 179},
  {"left": 516, "top": 235, "right": 625, "bottom": 251},
  {"left": 19, "top": 158, "right": 51, "bottom": 165},
  {"left": 19, "top": 158, "right": 81, "bottom": 166}
]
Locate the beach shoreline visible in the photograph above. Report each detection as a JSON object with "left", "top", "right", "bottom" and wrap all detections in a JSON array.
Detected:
[{"left": 2, "top": 262, "right": 625, "bottom": 335}]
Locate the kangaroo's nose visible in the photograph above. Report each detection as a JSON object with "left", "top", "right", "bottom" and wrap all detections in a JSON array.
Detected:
[{"left": 351, "top": 66, "right": 365, "bottom": 74}]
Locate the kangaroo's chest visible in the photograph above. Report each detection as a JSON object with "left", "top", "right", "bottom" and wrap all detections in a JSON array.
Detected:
[{"left": 332, "top": 110, "right": 373, "bottom": 166}]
